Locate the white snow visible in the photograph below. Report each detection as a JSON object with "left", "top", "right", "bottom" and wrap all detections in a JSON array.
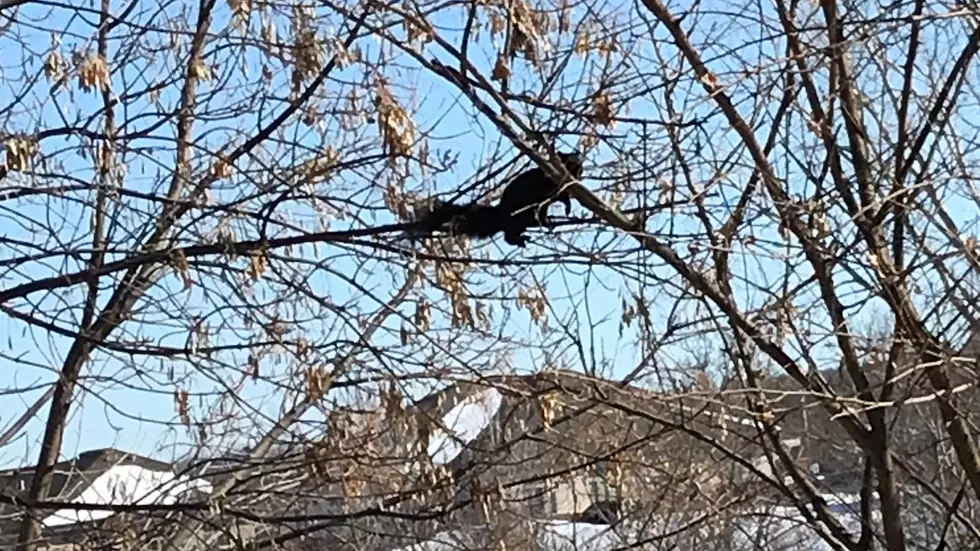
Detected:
[
  {"left": 392, "top": 529, "right": 484, "bottom": 551},
  {"left": 537, "top": 521, "right": 625, "bottom": 551},
  {"left": 427, "top": 388, "right": 503, "bottom": 465},
  {"left": 41, "top": 464, "right": 213, "bottom": 527},
  {"left": 385, "top": 494, "right": 875, "bottom": 551}
]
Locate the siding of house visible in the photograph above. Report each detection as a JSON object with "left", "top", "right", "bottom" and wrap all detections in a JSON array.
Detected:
[
  {"left": 426, "top": 371, "right": 780, "bottom": 530},
  {"left": 0, "top": 372, "right": 790, "bottom": 551}
]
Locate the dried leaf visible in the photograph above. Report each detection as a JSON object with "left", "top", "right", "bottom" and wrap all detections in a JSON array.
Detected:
[
  {"left": 598, "top": 37, "right": 618, "bottom": 58},
  {"left": 78, "top": 54, "right": 110, "bottom": 93},
  {"left": 382, "top": 382, "right": 405, "bottom": 420},
  {"left": 212, "top": 156, "right": 233, "bottom": 179},
  {"left": 475, "top": 301, "right": 491, "bottom": 331},
  {"left": 592, "top": 89, "right": 615, "bottom": 128},
  {"left": 260, "top": 14, "right": 277, "bottom": 47},
  {"left": 264, "top": 319, "right": 291, "bottom": 339},
  {"left": 559, "top": 0, "right": 571, "bottom": 33},
  {"left": 170, "top": 249, "right": 193, "bottom": 289},
  {"left": 491, "top": 55, "right": 511, "bottom": 82},
  {"left": 578, "top": 132, "right": 599, "bottom": 151},
  {"left": 415, "top": 300, "right": 431, "bottom": 331},
  {"left": 296, "top": 337, "right": 311, "bottom": 360},
  {"left": 328, "top": 36, "right": 356, "bottom": 69},
  {"left": 489, "top": 13, "right": 507, "bottom": 35},
  {"left": 192, "top": 320, "right": 210, "bottom": 355},
  {"left": 248, "top": 251, "right": 267, "bottom": 281},
  {"left": 404, "top": 13, "right": 433, "bottom": 45},
  {"left": 517, "top": 286, "right": 548, "bottom": 323},
  {"left": 605, "top": 461, "right": 622, "bottom": 487},
  {"left": 452, "top": 297, "right": 474, "bottom": 329},
  {"left": 302, "top": 104, "right": 323, "bottom": 127},
  {"left": 174, "top": 389, "right": 191, "bottom": 426},
  {"left": 248, "top": 352, "right": 260, "bottom": 380},
  {"left": 306, "top": 365, "right": 331, "bottom": 402},
  {"left": 4, "top": 136, "right": 38, "bottom": 172},
  {"left": 574, "top": 27, "right": 591, "bottom": 56},
  {"left": 190, "top": 58, "right": 212, "bottom": 81},
  {"left": 539, "top": 391, "right": 560, "bottom": 430},
  {"left": 44, "top": 50, "right": 64, "bottom": 81},
  {"left": 374, "top": 80, "right": 416, "bottom": 155},
  {"left": 342, "top": 466, "right": 366, "bottom": 497},
  {"left": 621, "top": 299, "right": 634, "bottom": 327},
  {"left": 227, "top": 0, "right": 251, "bottom": 20},
  {"left": 291, "top": 11, "right": 324, "bottom": 87},
  {"left": 514, "top": 1, "right": 544, "bottom": 48}
]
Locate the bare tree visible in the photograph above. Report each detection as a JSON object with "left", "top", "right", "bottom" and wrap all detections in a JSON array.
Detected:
[{"left": 4, "top": 0, "right": 980, "bottom": 549}]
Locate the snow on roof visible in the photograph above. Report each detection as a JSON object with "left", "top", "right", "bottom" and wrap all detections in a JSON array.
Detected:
[
  {"left": 41, "top": 463, "right": 213, "bottom": 527},
  {"left": 386, "top": 497, "right": 871, "bottom": 551},
  {"left": 536, "top": 520, "right": 624, "bottom": 551},
  {"left": 427, "top": 387, "right": 503, "bottom": 465},
  {"left": 389, "top": 529, "right": 483, "bottom": 551}
]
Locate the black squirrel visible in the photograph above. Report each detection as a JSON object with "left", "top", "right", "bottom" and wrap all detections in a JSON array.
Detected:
[{"left": 411, "top": 151, "right": 583, "bottom": 248}]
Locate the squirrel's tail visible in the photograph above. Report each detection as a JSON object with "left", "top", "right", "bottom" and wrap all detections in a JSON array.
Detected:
[
  {"left": 410, "top": 198, "right": 502, "bottom": 239},
  {"left": 451, "top": 204, "right": 502, "bottom": 238}
]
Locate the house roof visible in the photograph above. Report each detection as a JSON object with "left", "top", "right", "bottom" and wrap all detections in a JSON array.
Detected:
[
  {"left": 401, "top": 371, "right": 785, "bottom": 516},
  {"left": 0, "top": 447, "right": 174, "bottom": 509},
  {"left": 0, "top": 371, "right": 791, "bottom": 550},
  {"left": 0, "top": 447, "right": 212, "bottom": 546},
  {"left": 718, "top": 331, "right": 980, "bottom": 493}
]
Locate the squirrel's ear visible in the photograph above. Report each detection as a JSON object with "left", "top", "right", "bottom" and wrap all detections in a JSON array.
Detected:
[{"left": 560, "top": 152, "right": 584, "bottom": 173}]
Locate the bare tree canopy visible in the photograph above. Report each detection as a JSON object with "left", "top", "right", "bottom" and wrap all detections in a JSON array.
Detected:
[{"left": 3, "top": 0, "right": 980, "bottom": 549}]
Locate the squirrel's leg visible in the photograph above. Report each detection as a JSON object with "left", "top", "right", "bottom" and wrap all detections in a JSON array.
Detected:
[
  {"left": 504, "top": 223, "right": 530, "bottom": 248},
  {"left": 559, "top": 194, "right": 572, "bottom": 216},
  {"left": 534, "top": 202, "right": 556, "bottom": 231},
  {"left": 533, "top": 202, "right": 546, "bottom": 225}
]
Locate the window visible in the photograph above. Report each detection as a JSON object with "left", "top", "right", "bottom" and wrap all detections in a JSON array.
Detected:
[
  {"left": 529, "top": 481, "right": 550, "bottom": 515},
  {"left": 586, "top": 463, "right": 617, "bottom": 503},
  {"left": 589, "top": 476, "right": 603, "bottom": 500},
  {"left": 238, "top": 522, "right": 256, "bottom": 541},
  {"left": 512, "top": 479, "right": 555, "bottom": 516}
]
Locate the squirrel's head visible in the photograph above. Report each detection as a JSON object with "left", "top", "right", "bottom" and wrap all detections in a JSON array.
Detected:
[{"left": 557, "top": 151, "right": 583, "bottom": 178}]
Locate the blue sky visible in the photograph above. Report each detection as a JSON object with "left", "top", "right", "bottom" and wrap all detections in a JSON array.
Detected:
[{"left": 2, "top": 0, "right": 980, "bottom": 470}]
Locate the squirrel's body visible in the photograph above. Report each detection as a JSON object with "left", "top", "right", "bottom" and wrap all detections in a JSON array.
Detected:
[{"left": 411, "top": 152, "right": 582, "bottom": 248}]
